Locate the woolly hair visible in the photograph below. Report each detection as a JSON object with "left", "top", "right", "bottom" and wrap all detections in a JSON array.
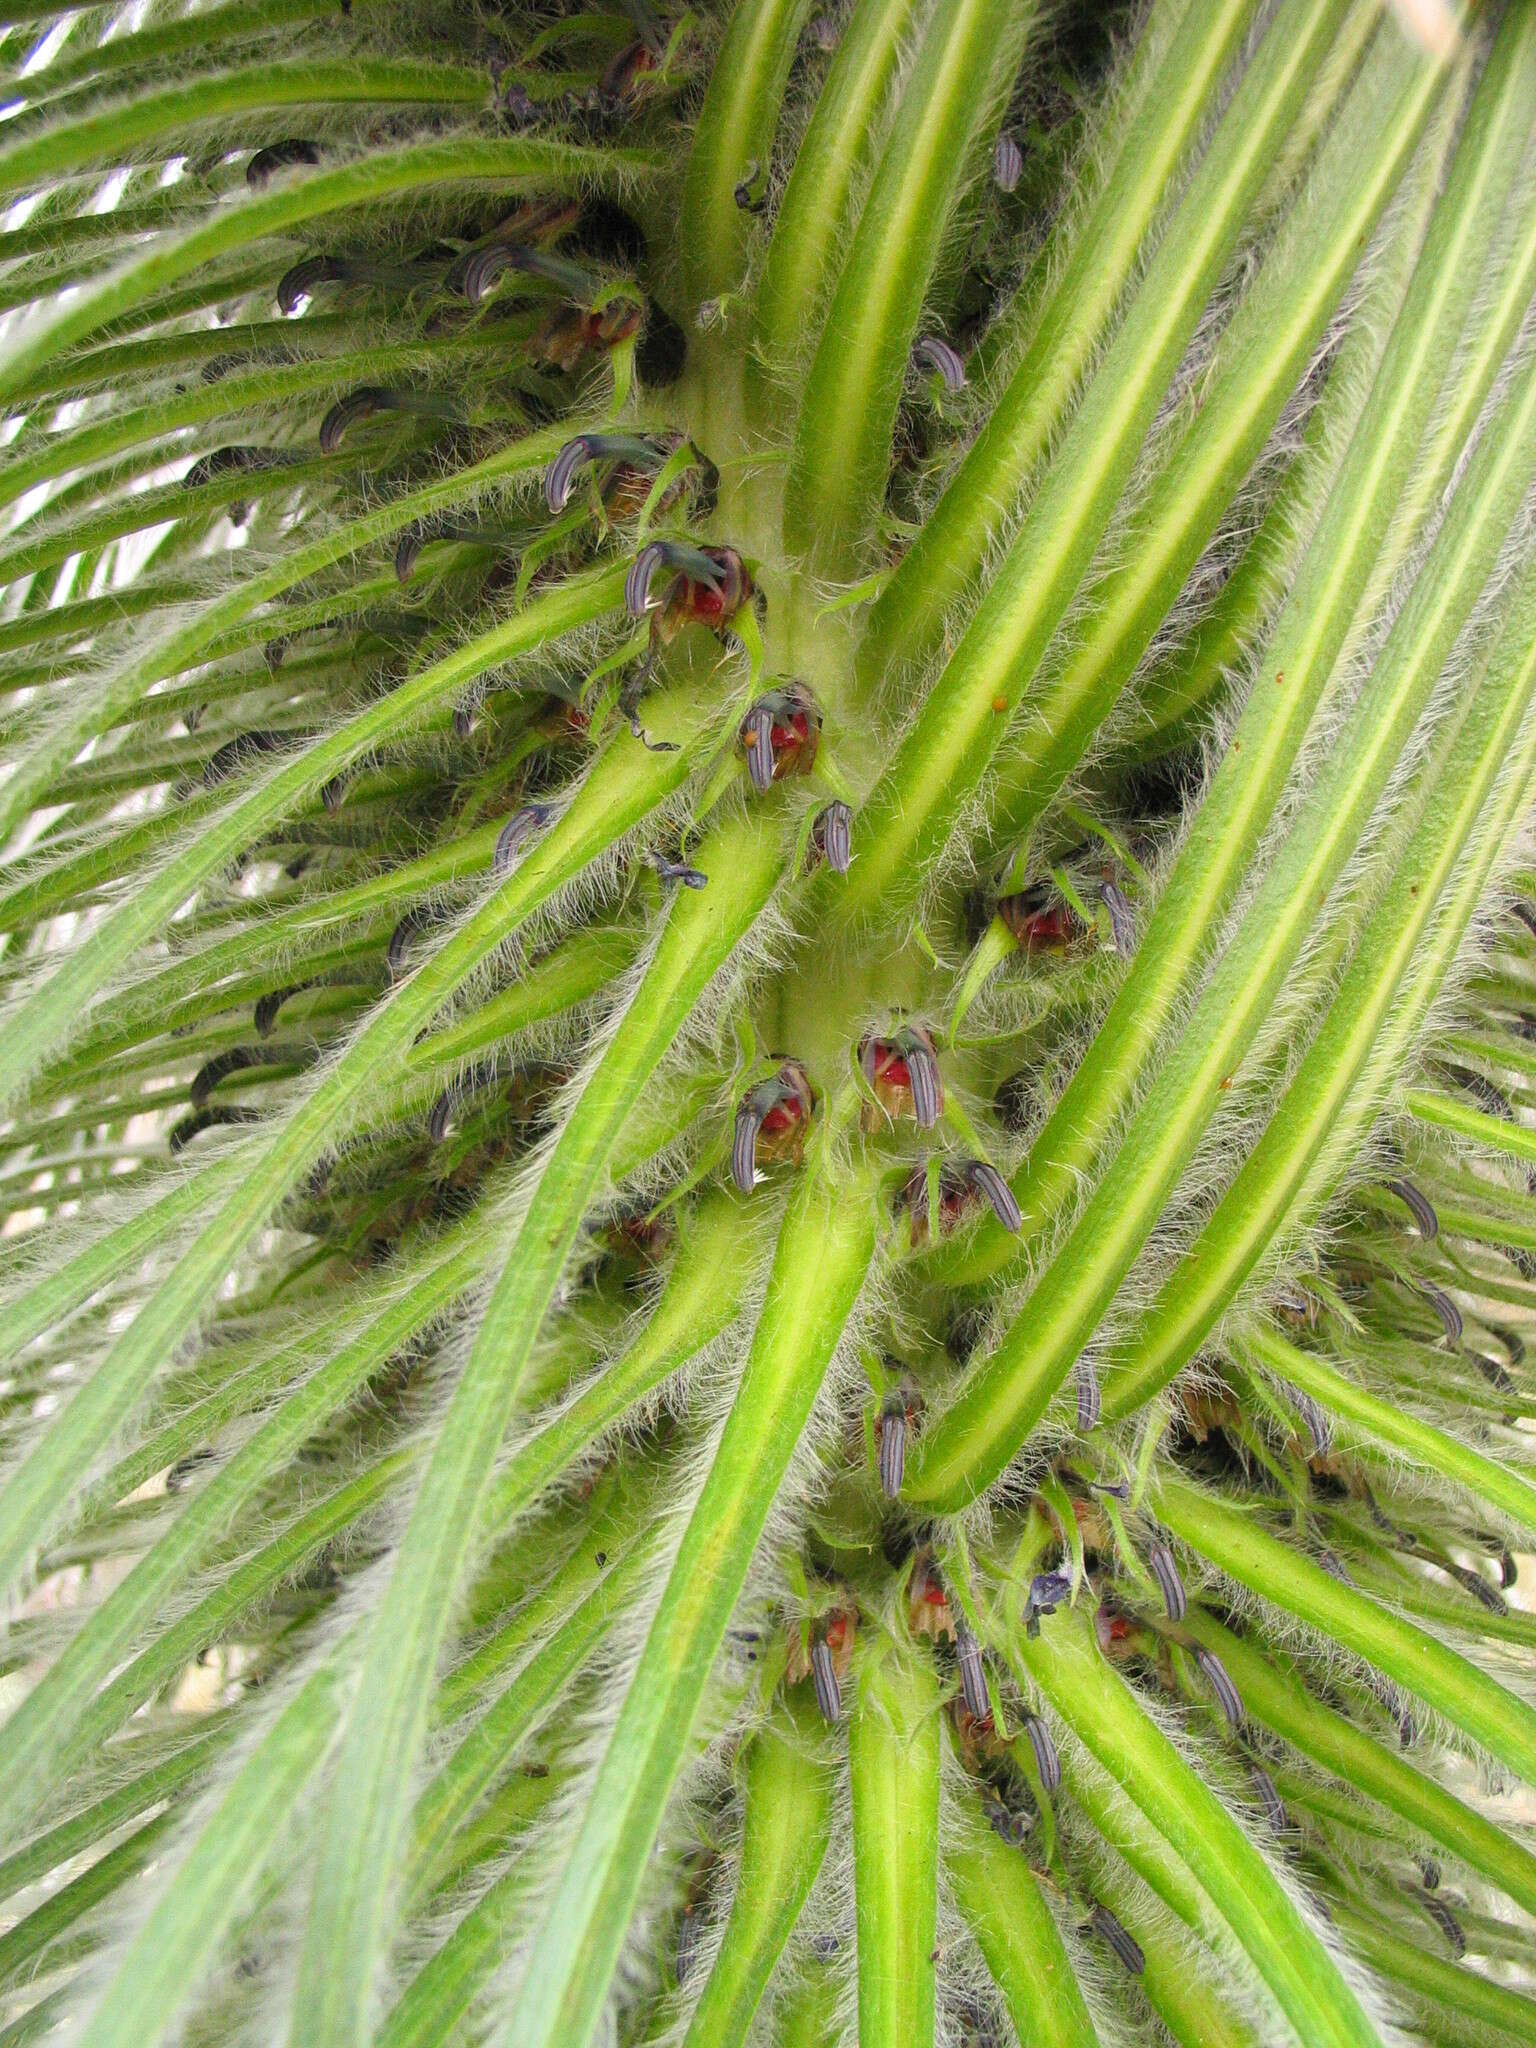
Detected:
[{"left": 3, "top": 2, "right": 1536, "bottom": 2047}]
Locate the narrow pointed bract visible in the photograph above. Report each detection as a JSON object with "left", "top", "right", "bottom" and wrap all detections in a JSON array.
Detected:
[
  {"left": 964, "top": 1160, "right": 1021, "bottom": 1233},
  {"left": 650, "top": 854, "right": 709, "bottom": 889},
  {"left": 812, "top": 800, "right": 853, "bottom": 873},
  {"left": 494, "top": 804, "right": 554, "bottom": 878},
  {"left": 1088, "top": 1904, "right": 1144, "bottom": 1976},
  {"left": 1148, "top": 1540, "right": 1186, "bottom": 1621},
  {"left": 625, "top": 542, "right": 672, "bottom": 617},
  {"left": 1279, "top": 1380, "right": 1332, "bottom": 1454},
  {"left": 1385, "top": 1176, "right": 1438, "bottom": 1237},
  {"left": 810, "top": 1639, "right": 842, "bottom": 1725},
  {"left": 1075, "top": 1358, "right": 1101, "bottom": 1434},
  {"left": 861, "top": 1025, "right": 945, "bottom": 1129},
  {"left": 731, "top": 1099, "right": 764, "bottom": 1193},
  {"left": 953, "top": 1615, "right": 990, "bottom": 1724},
  {"left": 248, "top": 140, "right": 321, "bottom": 187},
  {"left": 741, "top": 702, "right": 775, "bottom": 792},
  {"left": 1023, "top": 1713, "right": 1061, "bottom": 1794},
  {"left": 388, "top": 903, "right": 451, "bottom": 977},
  {"left": 908, "top": 1040, "right": 943, "bottom": 1128},
  {"left": 1251, "top": 1765, "right": 1288, "bottom": 1835},
  {"left": 318, "top": 389, "right": 391, "bottom": 455},
  {"left": 1422, "top": 1284, "right": 1463, "bottom": 1342},
  {"left": 878, "top": 1397, "right": 908, "bottom": 1499},
  {"left": 912, "top": 335, "right": 966, "bottom": 393},
  {"left": 731, "top": 1062, "right": 816, "bottom": 1192},
  {"left": 1420, "top": 1892, "right": 1466, "bottom": 1957},
  {"left": 1196, "top": 1648, "right": 1244, "bottom": 1729},
  {"left": 1101, "top": 881, "right": 1136, "bottom": 957}
]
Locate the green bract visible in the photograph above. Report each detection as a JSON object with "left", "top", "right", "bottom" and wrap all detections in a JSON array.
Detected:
[{"left": 1, "top": 3, "right": 1534, "bottom": 2045}]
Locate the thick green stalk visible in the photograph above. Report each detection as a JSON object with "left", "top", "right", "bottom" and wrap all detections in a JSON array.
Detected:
[
  {"left": 906, "top": 325, "right": 1536, "bottom": 1509},
  {"left": 1157, "top": 1479, "right": 1536, "bottom": 1785},
  {"left": 437, "top": 1477, "right": 656, "bottom": 1714},
  {"left": 291, "top": 807, "right": 785, "bottom": 2048},
  {"left": 948, "top": 1809, "right": 1097, "bottom": 2048},
  {"left": 781, "top": 0, "right": 1036, "bottom": 561},
  {"left": 1058, "top": 1743, "right": 1232, "bottom": 1957},
  {"left": 838, "top": 0, "right": 1372, "bottom": 918},
  {"left": 1, "top": 308, "right": 383, "bottom": 405},
  {"left": 855, "top": 0, "right": 1253, "bottom": 684},
  {"left": 750, "top": 0, "right": 923, "bottom": 374},
  {"left": 683, "top": 1697, "right": 833, "bottom": 2048},
  {"left": 849, "top": 1642, "right": 940, "bottom": 2048},
  {"left": 0, "top": 569, "right": 207, "bottom": 650},
  {"left": 680, "top": 0, "right": 812, "bottom": 306},
  {"left": 10, "top": 1186, "right": 735, "bottom": 1850},
  {"left": 1013, "top": 1606, "right": 1384, "bottom": 2048},
  {"left": 1139, "top": 16, "right": 1536, "bottom": 762},
  {"left": 512, "top": 1144, "right": 882, "bottom": 2048}
]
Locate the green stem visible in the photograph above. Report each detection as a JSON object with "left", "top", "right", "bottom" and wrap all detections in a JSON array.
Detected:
[
  {"left": 782, "top": 0, "right": 1037, "bottom": 563},
  {"left": 750, "top": 0, "right": 923, "bottom": 376},
  {"left": 680, "top": 0, "right": 812, "bottom": 307},
  {"left": 849, "top": 1641, "right": 940, "bottom": 2048},
  {"left": 948, "top": 1801, "right": 1097, "bottom": 2048},
  {"left": 855, "top": 0, "right": 1256, "bottom": 685},
  {"left": 512, "top": 1142, "right": 882, "bottom": 2048},
  {"left": 906, "top": 311, "right": 1536, "bottom": 1508},
  {"left": 982, "top": 23, "right": 1477, "bottom": 852},
  {"left": 1183, "top": 1609, "right": 1536, "bottom": 1921},
  {"left": 74, "top": 1665, "right": 343, "bottom": 2048},
  {"left": 683, "top": 1695, "right": 833, "bottom": 2048},
  {"left": 1104, "top": 529, "right": 1536, "bottom": 1413},
  {"left": 2, "top": 563, "right": 626, "bottom": 1102}
]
